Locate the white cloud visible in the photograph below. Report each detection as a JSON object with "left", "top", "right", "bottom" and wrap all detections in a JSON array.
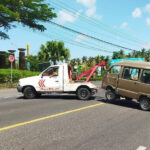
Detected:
[
  {"left": 132, "top": 8, "right": 142, "bottom": 18},
  {"left": 121, "top": 22, "right": 128, "bottom": 28},
  {"left": 77, "top": 0, "right": 102, "bottom": 19},
  {"left": 142, "top": 43, "right": 150, "bottom": 49},
  {"left": 75, "top": 34, "right": 87, "bottom": 42},
  {"left": 145, "top": 4, "right": 150, "bottom": 13},
  {"left": 76, "top": 0, "right": 96, "bottom": 8},
  {"left": 86, "top": 6, "right": 96, "bottom": 17},
  {"left": 146, "top": 18, "right": 150, "bottom": 26},
  {"left": 93, "top": 14, "right": 103, "bottom": 20},
  {"left": 58, "top": 10, "right": 82, "bottom": 23}
]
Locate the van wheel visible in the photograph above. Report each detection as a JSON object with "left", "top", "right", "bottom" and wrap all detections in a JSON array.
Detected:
[
  {"left": 140, "top": 97, "right": 150, "bottom": 111},
  {"left": 77, "top": 87, "right": 91, "bottom": 100},
  {"left": 105, "top": 89, "right": 116, "bottom": 102},
  {"left": 24, "top": 87, "right": 36, "bottom": 99}
]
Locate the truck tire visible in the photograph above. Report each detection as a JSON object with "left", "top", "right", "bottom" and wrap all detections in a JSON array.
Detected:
[
  {"left": 24, "top": 87, "right": 37, "bottom": 99},
  {"left": 36, "top": 93, "right": 41, "bottom": 98},
  {"left": 77, "top": 87, "right": 91, "bottom": 100},
  {"left": 105, "top": 89, "right": 116, "bottom": 102},
  {"left": 140, "top": 97, "right": 150, "bottom": 111}
]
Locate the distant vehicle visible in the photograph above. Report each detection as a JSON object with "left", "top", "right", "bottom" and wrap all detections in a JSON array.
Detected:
[
  {"left": 17, "top": 63, "right": 97, "bottom": 100},
  {"left": 102, "top": 61, "right": 150, "bottom": 111}
]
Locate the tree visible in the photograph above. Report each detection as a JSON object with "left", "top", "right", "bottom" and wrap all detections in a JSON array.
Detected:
[
  {"left": 112, "top": 50, "right": 126, "bottom": 59},
  {"left": 38, "top": 41, "right": 70, "bottom": 65},
  {"left": 95, "top": 55, "right": 101, "bottom": 64},
  {"left": 0, "top": 0, "right": 56, "bottom": 39},
  {"left": 87, "top": 57, "right": 94, "bottom": 67},
  {"left": 26, "top": 55, "right": 40, "bottom": 71},
  {"left": 82, "top": 56, "right": 87, "bottom": 63}
]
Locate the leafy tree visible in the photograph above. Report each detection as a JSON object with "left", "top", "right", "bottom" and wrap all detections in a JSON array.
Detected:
[
  {"left": 26, "top": 55, "right": 40, "bottom": 71},
  {"left": 38, "top": 41, "right": 70, "bottom": 65},
  {"left": 112, "top": 50, "right": 126, "bottom": 59},
  {"left": 87, "top": 57, "right": 93, "bottom": 66},
  {"left": 70, "top": 58, "right": 76, "bottom": 68},
  {"left": 82, "top": 56, "right": 87, "bottom": 63},
  {"left": 0, "top": 0, "right": 56, "bottom": 39},
  {"left": 95, "top": 55, "right": 101, "bottom": 64}
]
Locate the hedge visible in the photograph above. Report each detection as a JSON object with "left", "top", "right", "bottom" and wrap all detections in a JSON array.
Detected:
[{"left": 0, "top": 69, "right": 40, "bottom": 83}]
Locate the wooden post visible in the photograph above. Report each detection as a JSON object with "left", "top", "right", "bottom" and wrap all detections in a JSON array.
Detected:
[{"left": 18, "top": 48, "right": 26, "bottom": 70}]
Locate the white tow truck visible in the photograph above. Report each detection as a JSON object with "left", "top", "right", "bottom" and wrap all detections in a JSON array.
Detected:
[{"left": 17, "top": 63, "right": 98, "bottom": 100}]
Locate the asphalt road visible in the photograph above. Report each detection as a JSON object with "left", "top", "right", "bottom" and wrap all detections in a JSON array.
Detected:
[{"left": 0, "top": 83, "right": 149, "bottom": 150}]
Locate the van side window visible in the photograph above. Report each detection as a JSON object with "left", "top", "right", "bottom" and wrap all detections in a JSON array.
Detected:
[
  {"left": 141, "top": 69, "right": 150, "bottom": 84},
  {"left": 110, "top": 66, "right": 121, "bottom": 75},
  {"left": 122, "top": 67, "right": 140, "bottom": 80}
]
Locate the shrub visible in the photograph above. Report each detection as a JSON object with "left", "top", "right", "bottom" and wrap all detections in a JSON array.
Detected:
[{"left": 0, "top": 69, "right": 40, "bottom": 83}]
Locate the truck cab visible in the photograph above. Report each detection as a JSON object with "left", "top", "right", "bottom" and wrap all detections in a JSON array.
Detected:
[{"left": 17, "top": 63, "right": 97, "bottom": 100}]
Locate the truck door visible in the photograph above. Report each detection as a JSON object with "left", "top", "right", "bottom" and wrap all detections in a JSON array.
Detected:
[{"left": 39, "top": 66, "right": 63, "bottom": 92}]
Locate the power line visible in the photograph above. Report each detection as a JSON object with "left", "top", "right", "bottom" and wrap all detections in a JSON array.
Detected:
[
  {"left": 50, "top": 0, "right": 147, "bottom": 46},
  {"left": 45, "top": 24, "right": 115, "bottom": 53},
  {"left": 50, "top": 4, "right": 142, "bottom": 48},
  {"left": 20, "top": 25, "right": 113, "bottom": 55},
  {"left": 49, "top": 21, "right": 138, "bottom": 51}
]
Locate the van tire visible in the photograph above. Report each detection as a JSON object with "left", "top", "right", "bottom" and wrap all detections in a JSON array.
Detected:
[
  {"left": 24, "top": 87, "right": 36, "bottom": 99},
  {"left": 140, "top": 97, "right": 150, "bottom": 111},
  {"left": 77, "top": 87, "right": 91, "bottom": 100},
  {"left": 105, "top": 89, "right": 116, "bottom": 102}
]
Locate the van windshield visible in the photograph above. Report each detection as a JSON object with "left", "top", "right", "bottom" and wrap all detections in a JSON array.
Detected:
[{"left": 110, "top": 66, "right": 121, "bottom": 75}]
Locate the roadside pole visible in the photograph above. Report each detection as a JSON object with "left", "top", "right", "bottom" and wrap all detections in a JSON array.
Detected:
[
  {"left": 11, "top": 61, "right": 12, "bottom": 83},
  {"left": 8, "top": 55, "right": 15, "bottom": 83}
]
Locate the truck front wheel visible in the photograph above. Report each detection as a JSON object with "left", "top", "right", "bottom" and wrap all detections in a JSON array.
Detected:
[
  {"left": 23, "top": 87, "right": 37, "bottom": 99},
  {"left": 77, "top": 87, "right": 91, "bottom": 100}
]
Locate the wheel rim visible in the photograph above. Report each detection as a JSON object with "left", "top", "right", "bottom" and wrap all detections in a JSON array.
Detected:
[
  {"left": 106, "top": 92, "right": 114, "bottom": 100},
  {"left": 27, "top": 89, "right": 34, "bottom": 98},
  {"left": 80, "top": 89, "right": 88, "bottom": 98},
  {"left": 141, "top": 99, "right": 150, "bottom": 110}
]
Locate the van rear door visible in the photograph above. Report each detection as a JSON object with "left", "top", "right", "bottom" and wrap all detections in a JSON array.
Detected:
[{"left": 105, "top": 66, "right": 121, "bottom": 89}]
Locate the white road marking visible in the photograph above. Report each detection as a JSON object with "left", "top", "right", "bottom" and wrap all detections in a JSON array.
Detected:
[
  {"left": 136, "top": 146, "right": 147, "bottom": 150},
  {"left": 3, "top": 96, "right": 11, "bottom": 99}
]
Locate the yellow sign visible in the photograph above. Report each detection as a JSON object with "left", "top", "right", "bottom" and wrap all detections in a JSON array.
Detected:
[{"left": 27, "top": 44, "right": 30, "bottom": 57}]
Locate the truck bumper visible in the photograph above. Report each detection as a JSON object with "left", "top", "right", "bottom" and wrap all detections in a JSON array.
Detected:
[
  {"left": 91, "top": 88, "right": 98, "bottom": 95},
  {"left": 17, "top": 86, "right": 23, "bottom": 93}
]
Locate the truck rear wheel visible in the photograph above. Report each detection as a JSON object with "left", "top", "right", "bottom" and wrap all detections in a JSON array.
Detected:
[
  {"left": 24, "top": 87, "right": 36, "bottom": 99},
  {"left": 77, "top": 87, "right": 91, "bottom": 100},
  {"left": 140, "top": 97, "right": 150, "bottom": 111}
]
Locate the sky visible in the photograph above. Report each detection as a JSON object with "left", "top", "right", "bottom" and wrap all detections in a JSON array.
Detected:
[{"left": 0, "top": 0, "right": 150, "bottom": 59}]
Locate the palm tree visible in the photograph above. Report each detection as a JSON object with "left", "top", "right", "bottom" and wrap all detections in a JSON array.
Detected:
[
  {"left": 95, "top": 55, "right": 101, "bottom": 64},
  {"left": 112, "top": 50, "right": 126, "bottom": 59},
  {"left": 82, "top": 56, "right": 87, "bottom": 63},
  {"left": 38, "top": 41, "right": 70, "bottom": 65}
]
